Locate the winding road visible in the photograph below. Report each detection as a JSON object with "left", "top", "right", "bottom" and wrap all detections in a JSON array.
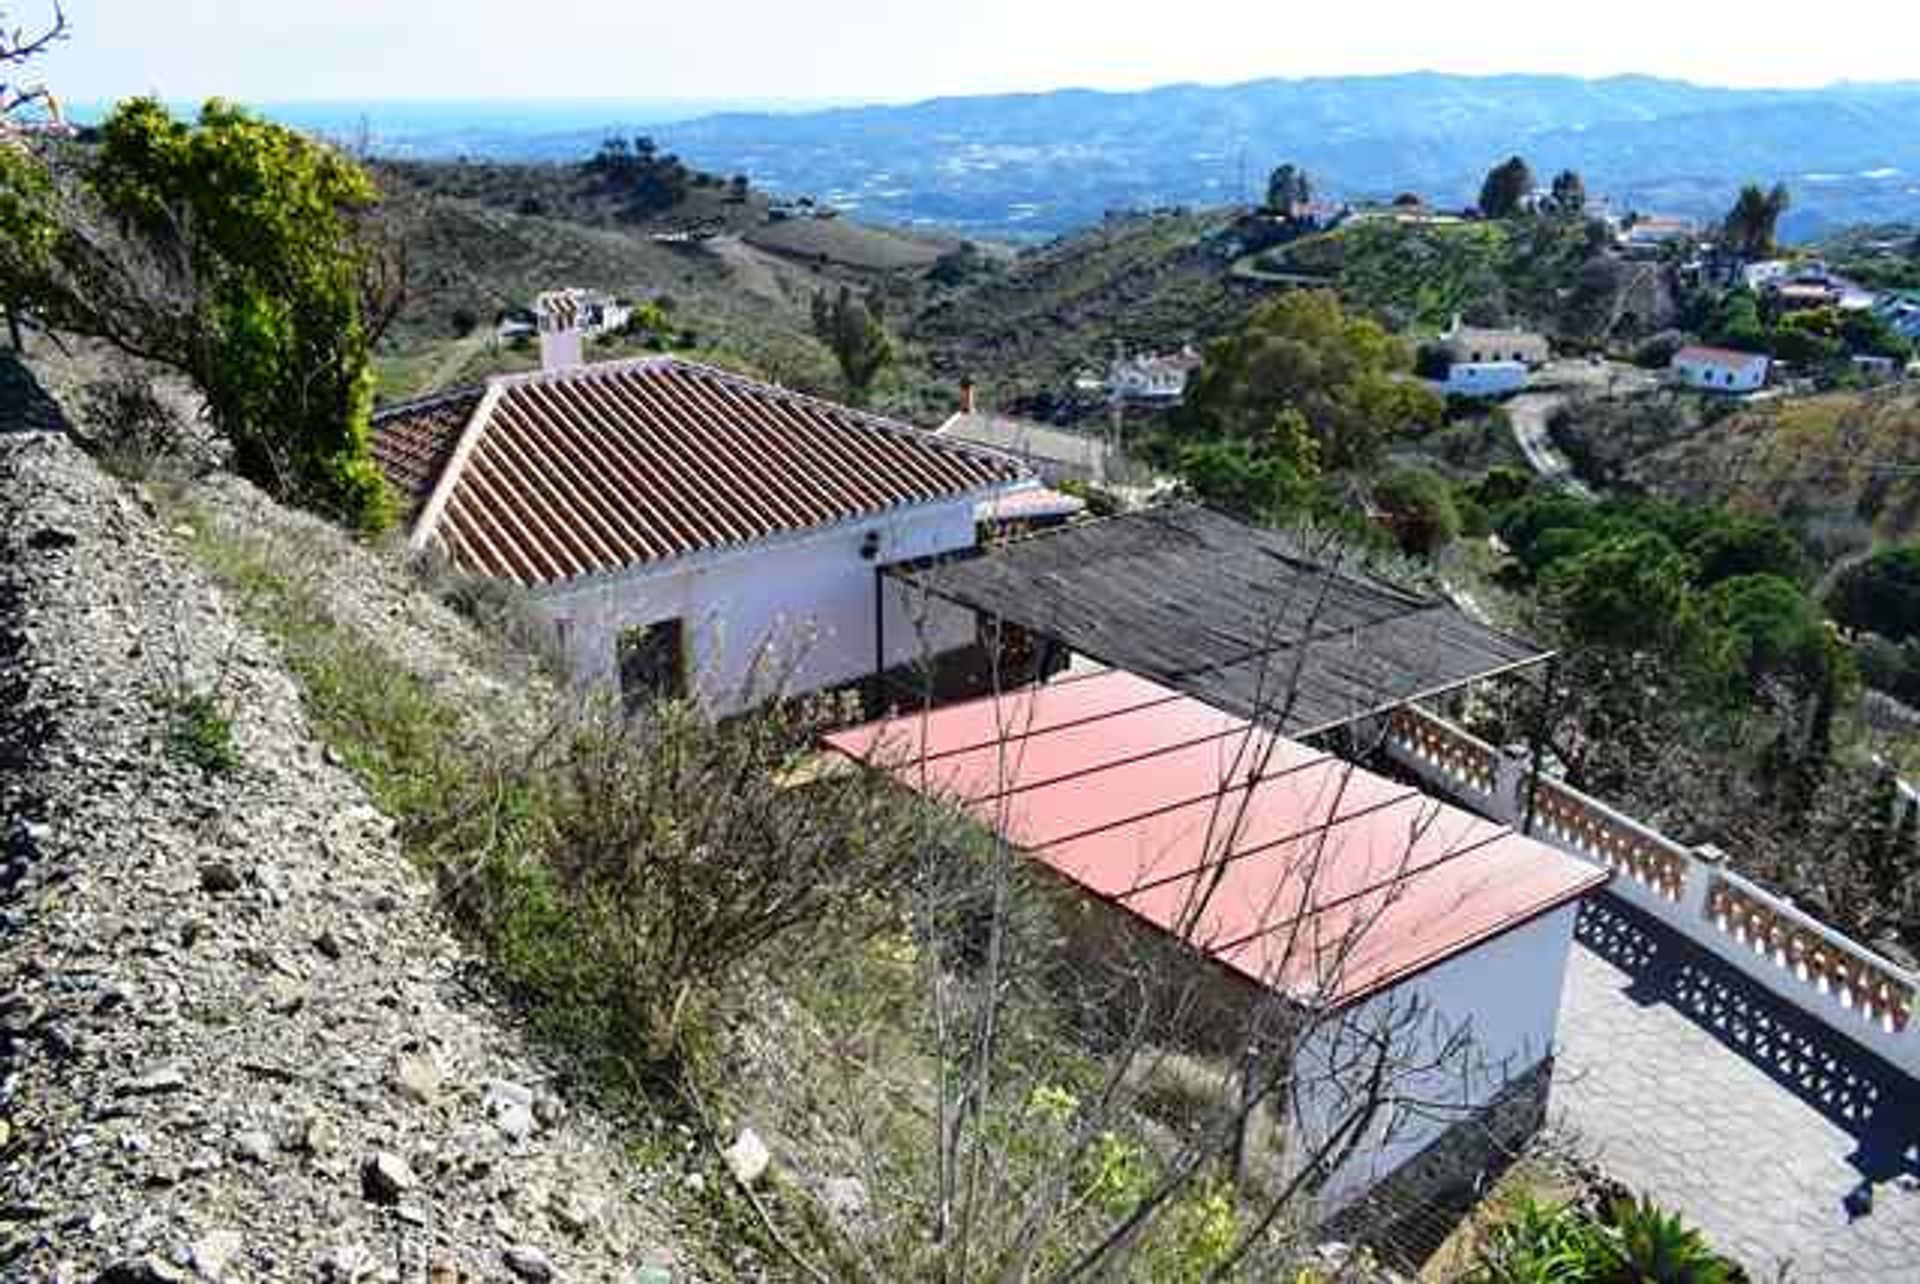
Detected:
[{"left": 1504, "top": 359, "right": 1659, "bottom": 498}]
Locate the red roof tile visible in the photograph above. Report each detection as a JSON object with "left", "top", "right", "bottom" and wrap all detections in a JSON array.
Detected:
[
  {"left": 369, "top": 388, "right": 487, "bottom": 517},
  {"left": 372, "top": 358, "right": 1028, "bottom": 586},
  {"left": 825, "top": 670, "right": 1606, "bottom": 1007}
]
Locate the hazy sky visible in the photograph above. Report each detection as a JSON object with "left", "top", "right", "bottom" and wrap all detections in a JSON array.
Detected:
[{"left": 39, "top": 0, "right": 1920, "bottom": 104}]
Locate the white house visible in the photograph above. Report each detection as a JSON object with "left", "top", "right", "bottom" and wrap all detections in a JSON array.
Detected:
[
  {"left": 371, "top": 346, "right": 1032, "bottom": 713},
  {"left": 1108, "top": 348, "right": 1202, "bottom": 405},
  {"left": 1434, "top": 360, "right": 1528, "bottom": 399},
  {"left": 1618, "top": 215, "right": 1698, "bottom": 254},
  {"left": 1439, "top": 319, "right": 1550, "bottom": 368},
  {"left": 522, "top": 288, "right": 633, "bottom": 359},
  {"left": 1671, "top": 345, "right": 1770, "bottom": 393},
  {"left": 823, "top": 668, "right": 1605, "bottom": 1219}
]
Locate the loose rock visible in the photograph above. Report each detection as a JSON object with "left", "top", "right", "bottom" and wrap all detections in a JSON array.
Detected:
[
  {"left": 502, "top": 1244, "right": 554, "bottom": 1281},
  {"left": 723, "top": 1128, "right": 771, "bottom": 1187},
  {"left": 359, "top": 1150, "right": 417, "bottom": 1205}
]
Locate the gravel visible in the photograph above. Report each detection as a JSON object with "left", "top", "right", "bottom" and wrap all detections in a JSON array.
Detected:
[{"left": 0, "top": 432, "right": 683, "bottom": 1281}]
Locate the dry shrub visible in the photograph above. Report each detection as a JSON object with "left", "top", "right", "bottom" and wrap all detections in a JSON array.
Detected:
[
  {"left": 408, "top": 549, "right": 570, "bottom": 679},
  {"left": 75, "top": 371, "right": 183, "bottom": 481},
  {"left": 527, "top": 694, "right": 928, "bottom": 1068}
]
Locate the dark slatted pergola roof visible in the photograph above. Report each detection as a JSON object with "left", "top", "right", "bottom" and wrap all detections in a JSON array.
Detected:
[{"left": 886, "top": 505, "right": 1549, "bottom": 737}]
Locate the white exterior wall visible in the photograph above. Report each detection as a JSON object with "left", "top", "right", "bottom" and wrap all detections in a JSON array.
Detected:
[
  {"left": 1288, "top": 901, "right": 1580, "bottom": 1213},
  {"left": 535, "top": 498, "right": 986, "bottom": 714},
  {"left": 1439, "top": 361, "right": 1528, "bottom": 398},
  {"left": 1675, "top": 357, "right": 1768, "bottom": 393}
]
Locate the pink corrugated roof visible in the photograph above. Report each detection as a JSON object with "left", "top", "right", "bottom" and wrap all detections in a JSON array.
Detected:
[{"left": 825, "top": 670, "right": 1606, "bottom": 1006}]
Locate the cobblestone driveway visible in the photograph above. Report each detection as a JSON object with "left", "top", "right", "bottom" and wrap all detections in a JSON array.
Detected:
[{"left": 1553, "top": 897, "right": 1920, "bottom": 1281}]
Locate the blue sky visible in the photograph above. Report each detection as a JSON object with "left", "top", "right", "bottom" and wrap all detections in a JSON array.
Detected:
[{"left": 41, "top": 0, "right": 1920, "bottom": 104}]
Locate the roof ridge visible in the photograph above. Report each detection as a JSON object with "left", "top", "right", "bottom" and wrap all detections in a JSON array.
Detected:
[
  {"left": 371, "top": 383, "right": 487, "bottom": 424},
  {"left": 492, "top": 355, "right": 1032, "bottom": 478}
]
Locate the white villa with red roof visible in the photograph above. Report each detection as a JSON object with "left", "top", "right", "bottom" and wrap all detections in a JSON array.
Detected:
[
  {"left": 1671, "top": 345, "right": 1771, "bottom": 393},
  {"left": 371, "top": 322, "right": 1033, "bottom": 712}
]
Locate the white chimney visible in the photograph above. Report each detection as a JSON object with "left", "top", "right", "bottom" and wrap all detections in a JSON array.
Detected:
[{"left": 537, "top": 290, "right": 584, "bottom": 372}]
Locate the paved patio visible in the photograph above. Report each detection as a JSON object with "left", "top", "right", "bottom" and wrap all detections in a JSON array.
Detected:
[{"left": 1553, "top": 895, "right": 1920, "bottom": 1280}]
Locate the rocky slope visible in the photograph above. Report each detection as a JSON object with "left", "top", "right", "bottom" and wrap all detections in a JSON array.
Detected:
[{"left": 0, "top": 430, "right": 679, "bottom": 1282}]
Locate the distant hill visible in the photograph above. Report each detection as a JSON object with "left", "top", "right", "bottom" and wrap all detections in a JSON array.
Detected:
[{"left": 372, "top": 73, "right": 1920, "bottom": 240}]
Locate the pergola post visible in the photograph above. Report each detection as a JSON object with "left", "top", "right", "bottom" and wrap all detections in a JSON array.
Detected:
[{"left": 1521, "top": 656, "right": 1558, "bottom": 836}]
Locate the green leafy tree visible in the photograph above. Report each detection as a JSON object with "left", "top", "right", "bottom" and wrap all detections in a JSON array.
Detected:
[
  {"left": 1264, "top": 162, "right": 1311, "bottom": 214},
  {"left": 1546, "top": 530, "right": 1704, "bottom": 654},
  {"left": 1830, "top": 546, "right": 1920, "bottom": 642},
  {"left": 84, "top": 98, "right": 394, "bottom": 526},
  {"left": 1372, "top": 466, "right": 1460, "bottom": 557},
  {"left": 810, "top": 285, "right": 893, "bottom": 403},
  {"left": 1179, "top": 288, "right": 1441, "bottom": 473},
  {"left": 1722, "top": 182, "right": 1791, "bottom": 259},
  {"left": 5, "top": 98, "right": 397, "bottom": 527},
  {"left": 1171, "top": 415, "right": 1319, "bottom": 522},
  {"left": 1704, "top": 288, "right": 1769, "bottom": 353},
  {"left": 1840, "top": 307, "right": 1914, "bottom": 361},
  {"left": 1477, "top": 155, "right": 1534, "bottom": 219},
  {"left": 1548, "top": 168, "right": 1586, "bottom": 216},
  {"left": 1772, "top": 307, "right": 1844, "bottom": 367}
]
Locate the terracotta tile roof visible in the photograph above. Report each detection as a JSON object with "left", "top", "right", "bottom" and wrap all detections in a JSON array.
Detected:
[
  {"left": 373, "top": 357, "right": 1028, "bottom": 587},
  {"left": 1674, "top": 345, "right": 1770, "bottom": 371},
  {"left": 827, "top": 669, "right": 1606, "bottom": 1007},
  {"left": 369, "top": 387, "right": 488, "bottom": 517}
]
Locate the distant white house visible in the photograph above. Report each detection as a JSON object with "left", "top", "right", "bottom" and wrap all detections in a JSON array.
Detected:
[
  {"left": 1439, "top": 319, "right": 1550, "bottom": 368},
  {"left": 1672, "top": 345, "right": 1770, "bottom": 393},
  {"left": 1851, "top": 353, "right": 1900, "bottom": 382},
  {"left": 1740, "top": 259, "right": 1792, "bottom": 290},
  {"left": 512, "top": 288, "right": 633, "bottom": 361},
  {"left": 1618, "top": 215, "right": 1699, "bottom": 254},
  {"left": 1108, "top": 348, "right": 1202, "bottom": 405},
  {"left": 1435, "top": 360, "right": 1528, "bottom": 399}
]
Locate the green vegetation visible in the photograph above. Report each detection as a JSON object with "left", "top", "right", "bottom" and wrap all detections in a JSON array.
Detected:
[
  {"left": 1721, "top": 182, "right": 1791, "bottom": 260},
  {"left": 1468, "top": 1194, "right": 1735, "bottom": 1284},
  {"left": 1264, "top": 162, "right": 1311, "bottom": 213},
  {"left": 1271, "top": 214, "right": 1627, "bottom": 339},
  {"left": 1830, "top": 545, "right": 1920, "bottom": 642},
  {"left": 1548, "top": 169, "right": 1586, "bottom": 217},
  {"left": 1181, "top": 289, "right": 1440, "bottom": 469},
  {"left": 583, "top": 134, "right": 693, "bottom": 217},
  {"left": 1477, "top": 155, "right": 1534, "bottom": 220},
  {"left": 1372, "top": 466, "right": 1461, "bottom": 557},
  {"left": 163, "top": 690, "right": 238, "bottom": 775},
  {"left": 3, "top": 98, "right": 396, "bottom": 527},
  {"left": 1697, "top": 287, "right": 1911, "bottom": 367},
  {"left": 810, "top": 284, "right": 894, "bottom": 403},
  {"left": 1158, "top": 290, "right": 1443, "bottom": 538}
]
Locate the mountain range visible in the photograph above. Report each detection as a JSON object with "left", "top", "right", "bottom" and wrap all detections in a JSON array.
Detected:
[{"left": 177, "top": 74, "right": 1920, "bottom": 241}]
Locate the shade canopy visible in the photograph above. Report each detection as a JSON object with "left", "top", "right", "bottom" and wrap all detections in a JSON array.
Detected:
[
  {"left": 884, "top": 506, "right": 1548, "bottom": 737},
  {"left": 824, "top": 669, "right": 1605, "bottom": 1007}
]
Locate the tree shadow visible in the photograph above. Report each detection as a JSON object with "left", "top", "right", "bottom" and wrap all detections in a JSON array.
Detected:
[
  {"left": 1576, "top": 894, "right": 1920, "bottom": 1189},
  {"left": 0, "top": 355, "right": 70, "bottom": 436}
]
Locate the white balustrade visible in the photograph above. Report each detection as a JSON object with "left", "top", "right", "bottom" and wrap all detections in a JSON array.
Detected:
[{"left": 1383, "top": 705, "right": 1919, "bottom": 1077}]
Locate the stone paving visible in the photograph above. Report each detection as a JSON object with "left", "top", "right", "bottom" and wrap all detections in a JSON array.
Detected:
[{"left": 1552, "top": 895, "right": 1920, "bottom": 1281}]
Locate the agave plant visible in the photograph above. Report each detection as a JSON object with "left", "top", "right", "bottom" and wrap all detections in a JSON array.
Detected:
[
  {"left": 1598, "top": 1196, "right": 1737, "bottom": 1284},
  {"left": 1467, "top": 1197, "right": 1609, "bottom": 1284}
]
